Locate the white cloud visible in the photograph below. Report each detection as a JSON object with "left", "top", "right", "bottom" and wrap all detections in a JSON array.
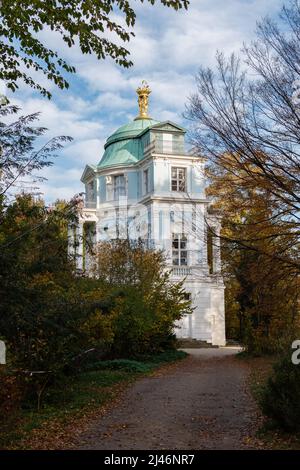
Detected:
[
  {"left": 78, "top": 60, "right": 129, "bottom": 93},
  {"left": 37, "top": 167, "right": 84, "bottom": 202},
  {"left": 95, "top": 92, "right": 133, "bottom": 111},
  {"left": 62, "top": 138, "right": 105, "bottom": 166},
  {"left": 10, "top": 0, "right": 285, "bottom": 202},
  {"left": 12, "top": 98, "right": 103, "bottom": 140}
]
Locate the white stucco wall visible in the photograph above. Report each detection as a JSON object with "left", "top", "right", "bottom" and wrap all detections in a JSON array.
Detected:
[
  {"left": 75, "top": 128, "right": 226, "bottom": 346},
  {"left": 174, "top": 280, "right": 226, "bottom": 346}
]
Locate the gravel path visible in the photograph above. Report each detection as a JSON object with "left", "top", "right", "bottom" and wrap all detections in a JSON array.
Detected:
[{"left": 77, "top": 348, "right": 259, "bottom": 450}]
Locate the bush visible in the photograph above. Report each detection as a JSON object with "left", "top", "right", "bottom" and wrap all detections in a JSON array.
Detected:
[
  {"left": 260, "top": 354, "right": 300, "bottom": 431},
  {"left": 95, "top": 240, "right": 192, "bottom": 357},
  {"left": 85, "top": 359, "right": 152, "bottom": 373},
  {"left": 137, "top": 349, "right": 187, "bottom": 364},
  {"left": 0, "top": 200, "right": 191, "bottom": 410},
  {"left": 84, "top": 350, "right": 188, "bottom": 373}
]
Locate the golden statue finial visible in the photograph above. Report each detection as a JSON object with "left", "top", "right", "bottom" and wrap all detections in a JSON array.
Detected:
[{"left": 135, "top": 80, "right": 151, "bottom": 120}]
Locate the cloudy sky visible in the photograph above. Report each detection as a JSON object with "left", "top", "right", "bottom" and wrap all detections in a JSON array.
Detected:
[{"left": 9, "top": 0, "right": 284, "bottom": 203}]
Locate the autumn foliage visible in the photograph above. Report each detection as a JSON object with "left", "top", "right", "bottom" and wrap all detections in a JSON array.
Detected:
[
  {"left": 206, "top": 154, "right": 300, "bottom": 354},
  {"left": 0, "top": 195, "right": 190, "bottom": 410}
]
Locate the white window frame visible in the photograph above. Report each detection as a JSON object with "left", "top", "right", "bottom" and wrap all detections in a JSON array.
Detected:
[
  {"left": 171, "top": 167, "right": 187, "bottom": 192},
  {"left": 172, "top": 233, "right": 188, "bottom": 266}
]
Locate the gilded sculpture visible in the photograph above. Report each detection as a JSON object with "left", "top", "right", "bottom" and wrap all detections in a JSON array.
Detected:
[{"left": 135, "top": 80, "right": 151, "bottom": 120}]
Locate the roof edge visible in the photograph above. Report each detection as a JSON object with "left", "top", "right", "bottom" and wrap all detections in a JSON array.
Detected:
[
  {"left": 81, "top": 164, "right": 96, "bottom": 183},
  {"left": 150, "top": 120, "right": 186, "bottom": 132}
]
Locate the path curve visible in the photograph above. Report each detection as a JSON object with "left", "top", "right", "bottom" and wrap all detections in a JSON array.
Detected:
[{"left": 76, "top": 347, "right": 259, "bottom": 450}]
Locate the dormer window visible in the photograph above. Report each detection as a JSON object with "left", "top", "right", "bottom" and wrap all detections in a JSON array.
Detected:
[{"left": 171, "top": 167, "right": 186, "bottom": 192}]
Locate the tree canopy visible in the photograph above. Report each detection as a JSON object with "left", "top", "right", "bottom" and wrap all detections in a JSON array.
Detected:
[
  {"left": 185, "top": 0, "right": 300, "bottom": 353},
  {"left": 0, "top": 0, "right": 189, "bottom": 98},
  {"left": 186, "top": 0, "right": 300, "bottom": 274}
]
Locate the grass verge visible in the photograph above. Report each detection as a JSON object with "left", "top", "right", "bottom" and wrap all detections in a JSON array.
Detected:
[{"left": 0, "top": 349, "right": 187, "bottom": 450}]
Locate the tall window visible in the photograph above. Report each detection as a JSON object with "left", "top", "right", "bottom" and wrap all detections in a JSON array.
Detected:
[
  {"left": 147, "top": 207, "right": 152, "bottom": 247},
  {"left": 172, "top": 233, "right": 188, "bottom": 266},
  {"left": 143, "top": 168, "right": 149, "bottom": 194},
  {"left": 192, "top": 204, "right": 197, "bottom": 232},
  {"left": 115, "top": 207, "right": 120, "bottom": 238},
  {"left": 207, "top": 229, "right": 214, "bottom": 274},
  {"left": 114, "top": 174, "right": 126, "bottom": 199},
  {"left": 87, "top": 180, "right": 95, "bottom": 201},
  {"left": 171, "top": 167, "right": 186, "bottom": 192}
]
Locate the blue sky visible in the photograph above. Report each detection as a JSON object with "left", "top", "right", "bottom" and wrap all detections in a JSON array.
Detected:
[{"left": 9, "top": 0, "right": 283, "bottom": 202}]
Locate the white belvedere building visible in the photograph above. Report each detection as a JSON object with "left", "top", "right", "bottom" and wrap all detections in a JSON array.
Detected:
[{"left": 70, "top": 82, "right": 226, "bottom": 346}]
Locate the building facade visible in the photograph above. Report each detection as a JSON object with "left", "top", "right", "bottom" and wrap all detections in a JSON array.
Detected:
[{"left": 70, "top": 82, "right": 226, "bottom": 346}]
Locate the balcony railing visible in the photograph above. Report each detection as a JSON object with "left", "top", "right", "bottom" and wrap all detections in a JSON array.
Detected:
[
  {"left": 144, "top": 138, "right": 186, "bottom": 157},
  {"left": 171, "top": 267, "right": 191, "bottom": 277}
]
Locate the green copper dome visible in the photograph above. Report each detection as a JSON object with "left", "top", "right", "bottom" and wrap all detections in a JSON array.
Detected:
[
  {"left": 105, "top": 118, "right": 158, "bottom": 146},
  {"left": 98, "top": 117, "right": 159, "bottom": 169}
]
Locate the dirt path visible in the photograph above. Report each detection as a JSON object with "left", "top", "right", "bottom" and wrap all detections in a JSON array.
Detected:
[{"left": 75, "top": 348, "right": 260, "bottom": 450}]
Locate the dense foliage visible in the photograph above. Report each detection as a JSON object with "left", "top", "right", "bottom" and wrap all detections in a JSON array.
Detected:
[
  {"left": 94, "top": 240, "right": 191, "bottom": 356},
  {"left": 0, "top": 194, "right": 190, "bottom": 410},
  {"left": 0, "top": 103, "right": 190, "bottom": 411},
  {"left": 206, "top": 157, "right": 300, "bottom": 354},
  {"left": 260, "top": 353, "right": 300, "bottom": 431}
]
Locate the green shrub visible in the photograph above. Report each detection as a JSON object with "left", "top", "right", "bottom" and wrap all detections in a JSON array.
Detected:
[
  {"left": 1, "top": 203, "right": 191, "bottom": 410},
  {"left": 138, "top": 349, "right": 187, "bottom": 364},
  {"left": 95, "top": 240, "right": 192, "bottom": 357},
  {"left": 260, "top": 354, "right": 300, "bottom": 431},
  {"left": 85, "top": 359, "right": 152, "bottom": 373},
  {"left": 85, "top": 350, "right": 188, "bottom": 373}
]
